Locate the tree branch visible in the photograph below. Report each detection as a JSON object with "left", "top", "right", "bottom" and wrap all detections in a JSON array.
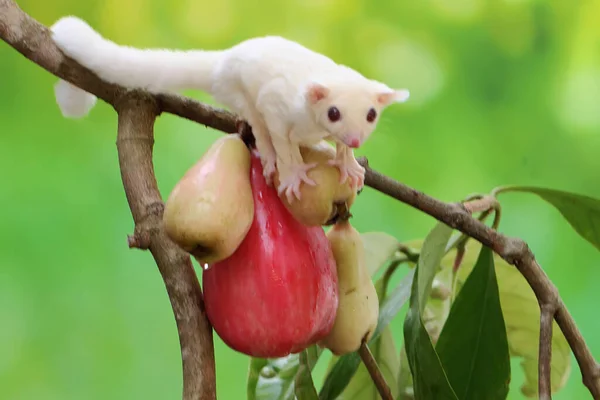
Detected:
[
  {"left": 359, "top": 162, "right": 600, "bottom": 399},
  {"left": 2, "top": 1, "right": 599, "bottom": 399},
  {"left": 115, "top": 93, "right": 216, "bottom": 400},
  {"left": 358, "top": 341, "right": 393, "bottom": 400},
  {"left": 1, "top": 2, "right": 217, "bottom": 399}
]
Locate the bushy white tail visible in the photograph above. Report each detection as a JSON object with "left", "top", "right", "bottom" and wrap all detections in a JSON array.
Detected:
[
  {"left": 54, "top": 80, "right": 97, "bottom": 118},
  {"left": 50, "top": 16, "right": 223, "bottom": 118}
]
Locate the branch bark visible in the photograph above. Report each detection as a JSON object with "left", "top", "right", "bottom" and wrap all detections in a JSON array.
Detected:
[
  {"left": 1, "top": 2, "right": 217, "bottom": 399},
  {"left": 115, "top": 93, "right": 216, "bottom": 400},
  {"left": 2, "top": 1, "right": 599, "bottom": 399},
  {"left": 539, "top": 304, "right": 555, "bottom": 400},
  {"left": 358, "top": 341, "right": 394, "bottom": 400}
]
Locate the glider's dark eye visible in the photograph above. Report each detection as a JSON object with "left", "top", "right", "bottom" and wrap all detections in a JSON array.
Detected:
[
  {"left": 366, "top": 108, "right": 377, "bottom": 123},
  {"left": 328, "top": 106, "right": 341, "bottom": 122}
]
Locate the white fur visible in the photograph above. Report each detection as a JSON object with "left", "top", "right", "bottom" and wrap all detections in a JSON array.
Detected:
[
  {"left": 50, "top": 16, "right": 410, "bottom": 201},
  {"left": 51, "top": 16, "right": 221, "bottom": 93},
  {"left": 54, "top": 80, "right": 97, "bottom": 118}
]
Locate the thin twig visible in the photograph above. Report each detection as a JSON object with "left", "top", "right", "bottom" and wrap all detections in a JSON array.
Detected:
[
  {"left": 451, "top": 196, "right": 500, "bottom": 276},
  {"left": 358, "top": 341, "right": 394, "bottom": 400},
  {"left": 380, "top": 257, "right": 410, "bottom": 303},
  {"left": 447, "top": 195, "right": 502, "bottom": 254},
  {"left": 539, "top": 304, "right": 556, "bottom": 399},
  {"left": 1, "top": 2, "right": 599, "bottom": 398},
  {"left": 463, "top": 195, "right": 499, "bottom": 215}
]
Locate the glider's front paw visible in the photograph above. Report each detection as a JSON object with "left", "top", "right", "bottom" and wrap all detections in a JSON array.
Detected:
[
  {"left": 277, "top": 162, "right": 318, "bottom": 203},
  {"left": 328, "top": 157, "right": 365, "bottom": 190},
  {"left": 261, "top": 156, "right": 277, "bottom": 187}
]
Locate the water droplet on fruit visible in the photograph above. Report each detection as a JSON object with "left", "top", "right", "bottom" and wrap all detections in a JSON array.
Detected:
[{"left": 260, "top": 366, "right": 276, "bottom": 378}]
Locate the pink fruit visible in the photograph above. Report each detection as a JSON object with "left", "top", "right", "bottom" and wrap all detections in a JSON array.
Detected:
[{"left": 202, "top": 152, "right": 339, "bottom": 358}]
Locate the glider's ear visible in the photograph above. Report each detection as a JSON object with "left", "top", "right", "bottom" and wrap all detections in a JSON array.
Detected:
[
  {"left": 306, "top": 82, "right": 330, "bottom": 104},
  {"left": 377, "top": 88, "right": 410, "bottom": 106}
]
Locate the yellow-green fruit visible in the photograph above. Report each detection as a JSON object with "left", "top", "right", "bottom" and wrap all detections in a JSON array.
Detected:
[
  {"left": 274, "top": 141, "right": 358, "bottom": 226},
  {"left": 163, "top": 135, "right": 254, "bottom": 264},
  {"left": 319, "top": 220, "right": 379, "bottom": 355}
]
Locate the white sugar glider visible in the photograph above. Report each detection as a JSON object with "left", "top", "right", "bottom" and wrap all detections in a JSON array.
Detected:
[{"left": 50, "top": 16, "right": 410, "bottom": 202}]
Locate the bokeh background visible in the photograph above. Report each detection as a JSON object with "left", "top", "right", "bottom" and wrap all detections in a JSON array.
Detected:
[{"left": 1, "top": 0, "right": 599, "bottom": 398}]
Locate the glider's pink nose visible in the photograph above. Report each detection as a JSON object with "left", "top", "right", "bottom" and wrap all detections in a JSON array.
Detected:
[{"left": 347, "top": 138, "right": 360, "bottom": 148}]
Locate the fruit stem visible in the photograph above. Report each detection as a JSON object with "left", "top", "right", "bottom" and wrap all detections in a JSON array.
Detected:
[
  {"left": 380, "top": 256, "right": 411, "bottom": 304},
  {"left": 327, "top": 201, "right": 352, "bottom": 224},
  {"left": 236, "top": 120, "right": 256, "bottom": 149},
  {"left": 378, "top": 244, "right": 420, "bottom": 303},
  {"left": 358, "top": 340, "right": 394, "bottom": 400}
]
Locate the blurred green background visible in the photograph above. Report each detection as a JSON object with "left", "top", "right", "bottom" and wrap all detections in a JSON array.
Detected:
[{"left": 1, "top": 0, "right": 599, "bottom": 398}]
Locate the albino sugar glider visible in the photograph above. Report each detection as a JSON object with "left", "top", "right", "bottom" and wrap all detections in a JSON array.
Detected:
[{"left": 50, "top": 16, "right": 410, "bottom": 202}]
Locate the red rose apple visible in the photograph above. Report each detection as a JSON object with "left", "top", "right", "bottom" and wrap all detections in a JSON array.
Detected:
[{"left": 202, "top": 151, "right": 339, "bottom": 358}]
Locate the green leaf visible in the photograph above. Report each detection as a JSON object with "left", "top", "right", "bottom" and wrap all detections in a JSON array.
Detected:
[
  {"left": 403, "top": 222, "right": 458, "bottom": 400},
  {"left": 304, "top": 345, "right": 321, "bottom": 371},
  {"left": 361, "top": 232, "right": 401, "bottom": 276},
  {"left": 453, "top": 242, "right": 572, "bottom": 397},
  {"left": 396, "top": 244, "right": 455, "bottom": 400},
  {"left": 422, "top": 263, "right": 454, "bottom": 343},
  {"left": 403, "top": 271, "right": 458, "bottom": 400},
  {"left": 319, "top": 270, "right": 414, "bottom": 400},
  {"left": 497, "top": 186, "right": 600, "bottom": 251},
  {"left": 248, "top": 346, "right": 323, "bottom": 400},
  {"left": 397, "top": 344, "right": 414, "bottom": 399},
  {"left": 248, "top": 358, "right": 269, "bottom": 400},
  {"left": 414, "top": 223, "right": 454, "bottom": 311},
  {"left": 294, "top": 349, "right": 319, "bottom": 399},
  {"left": 375, "top": 270, "right": 415, "bottom": 338},
  {"left": 319, "top": 352, "right": 361, "bottom": 400},
  {"left": 436, "top": 245, "right": 511, "bottom": 400}
]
